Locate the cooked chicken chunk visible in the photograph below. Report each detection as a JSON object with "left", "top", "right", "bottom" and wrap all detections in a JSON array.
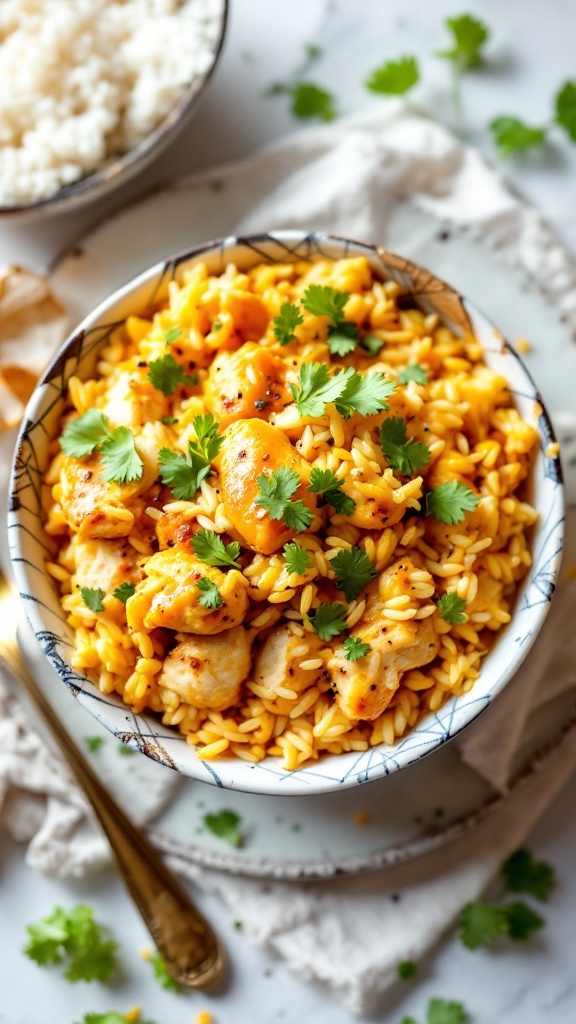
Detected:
[
  {"left": 126, "top": 548, "right": 248, "bottom": 634},
  {"left": 101, "top": 370, "right": 167, "bottom": 430},
  {"left": 158, "top": 627, "right": 251, "bottom": 710},
  {"left": 252, "top": 626, "right": 326, "bottom": 696},
  {"left": 71, "top": 536, "right": 143, "bottom": 593},
  {"left": 217, "top": 419, "right": 317, "bottom": 555},
  {"left": 205, "top": 342, "right": 290, "bottom": 427}
]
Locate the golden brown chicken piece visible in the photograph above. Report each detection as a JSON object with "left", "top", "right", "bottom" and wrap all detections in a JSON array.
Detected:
[
  {"left": 205, "top": 342, "right": 290, "bottom": 427},
  {"left": 217, "top": 419, "right": 317, "bottom": 555},
  {"left": 158, "top": 627, "right": 251, "bottom": 710},
  {"left": 125, "top": 548, "right": 248, "bottom": 635}
]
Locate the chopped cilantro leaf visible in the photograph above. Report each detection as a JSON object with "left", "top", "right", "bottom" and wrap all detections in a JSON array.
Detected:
[
  {"left": 24, "top": 904, "right": 118, "bottom": 982},
  {"left": 76, "top": 1014, "right": 148, "bottom": 1024},
  {"left": 309, "top": 602, "right": 348, "bottom": 641},
  {"left": 85, "top": 736, "right": 104, "bottom": 753},
  {"left": 459, "top": 901, "right": 509, "bottom": 949},
  {"left": 162, "top": 415, "right": 178, "bottom": 426},
  {"left": 396, "top": 959, "right": 417, "bottom": 980},
  {"left": 331, "top": 545, "right": 377, "bottom": 602},
  {"left": 398, "top": 363, "right": 429, "bottom": 385},
  {"left": 291, "top": 82, "right": 336, "bottom": 121},
  {"left": 290, "top": 363, "right": 352, "bottom": 417},
  {"left": 257, "top": 467, "right": 313, "bottom": 532},
  {"left": 149, "top": 951, "right": 183, "bottom": 993},
  {"left": 503, "top": 900, "right": 545, "bottom": 941},
  {"left": 80, "top": 587, "right": 105, "bottom": 613},
  {"left": 438, "top": 14, "right": 490, "bottom": 70},
  {"left": 490, "top": 116, "right": 547, "bottom": 157},
  {"left": 328, "top": 320, "right": 360, "bottom": 356},
  {"left": 301, "top": 284, "right": 349, "bottom": 325},
  {"left": 502, "top": 848, "right": 555, "bottom": 901},
  {"left": 158, "top": 444, "right": 212, "bottom": 500},
  {"left": 343, "top": 636, "right": 371, "bottom": 661},
  {"left": 427, "top": 997, "right": 468, "bottom": 1024},
  {"left": 60, "top": 409, "right": 111, "bottom": 459},
  {"left": 283, "top": 542, "right": 314, "bottom": 575},
  {"left": 192, "top": 529, "right": 241, "bottom": 569},
  {"left": 164, "top": 325, "right": 181, "bottom": 345},
  {"left": 273, "top": 302, "right": 304, "bottom": 345},
  {"left": 112, "top": 582, "right": 135, "bottom": 605},
  {"left": 100, "top": 426, "right": 143, "bottom": 484},
  {"left": 147, "top": 353, "right": 197, "bottom": 395},
  {"left": 362, "top": 333, "right": 386, "bottom": 356},
  {"left": 335, "top": 370, "right": 397, "bottom": 418},
  {"left": 436, "top": 592, "right": 467, "bottom": 624},
  {"left": 426, "top": 481, "right": 479, "bottom": 524},
  {"left": 365, "top": 55, "right": 419, "bottom": 95},
  {"left": 555, "top": 79, "right": 576, "bottom": 141},
  {"left": 308, "top": 468, "right": 355, "bottom": 514},
  {"left": 327, "top": 488, "right": 356, "bottom": 515},
  {"left": 380, "top": 417, "right": 430, "bottom": 476},
  {"left": 192, "top": 413, "right": 223, "bottom": 463},
  {"left": 195, "top": 577, "right": 223, "bottom": 609},
  {"left": 203, "top": 809, "right": 242, "bottom": 847}
]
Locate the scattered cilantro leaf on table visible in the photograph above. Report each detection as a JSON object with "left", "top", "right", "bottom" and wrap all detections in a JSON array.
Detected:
[
  {"left": 426, "top": 481, "right": 479, "bottom": 524},
  {"left": 203, "top": 809, "right": 242, "bottom": 846},
  {"left": 343, "top": 636, "right": 371, "bottom": 661},
  {"left": 24, "top": 904, "right": 118, "bottom": 982},
  {"left": 195, "top": 577, "right": 223, "bottom": 610},
  {"left": 80, "top": 587, "right": 105, "bottom": 613},
  {"left": 60, "top": 409, "right": 111, "bottom": 459},
  {"left": 555, "top": 79, "right": 576, "bottom": 140},
  {"left": 436, "top": 593, "right": 467, "bottom": 624},
  {"left": 273, "top": 301, "right": 304, "bottom": 345},
  {"left": 85, "top": 736, "right": 105, "bottom": 753},
  {"left": 283, "top": 542, "right": 314, "bottom": 575},
  {"left": 437, "top": 13, "right": 490, "bottom": 116},
  {"left": 503, "top": 900, "right": 545, "bottom": 941},
  {"left": 396, "top": 959, "right": 417, "bottom": 980},
  {"left": 149, "top": 951, "right": 183, "bottom": 993},
  {"left": 427, "top": 997, "right": 468, "bottom": 1024},
  {"left": 192, "top": 529, "right": 241, "bottom": 569},
  {"left": 365, "top": 55, "right": 420, "bottom": 95},
  {"left": 117, "top": 743, "right": 135, "bottom": 757},
  {"left": 257, "top": 467, "right": 314, "bottom": 532},
  {"left": 502, "top": 848, "right": 555, "bottom": 901},
  {"left": 459, "top": 901, "right": 509, "bottom": 949},
  {"left": 332, "top": 546, "right": 377, "bottom": 602},
  {"left": 380, "top": 417, "right": 430, "bottom": 476},
  {"left": 305, "top": 42, "right": 322, "bottom": 60},
  {"left": 112, "top": 582, "right": 135, "bottom": 605},
  {"left": 309, "top": 602, "right": 348, "bottom": 641},
  {"left": 291, "top": 82, "right": 336, "bottom": 121},
  {"left": 490, "top": 116, "right": 547, "bottom": 156},
  {"left": 398, "top": 363, "right": 429, "bottom": 385},
  {"left": 76, "top": 1014, "right": 156, "bottom": 1024},
  {"left": 147, "top": 354, "right": 197, "bottom": 395}
]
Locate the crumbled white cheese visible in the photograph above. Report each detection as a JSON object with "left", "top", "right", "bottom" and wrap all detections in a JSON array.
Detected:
[{"left": 0, "top": 0, "right": 224, "bottom": 205}]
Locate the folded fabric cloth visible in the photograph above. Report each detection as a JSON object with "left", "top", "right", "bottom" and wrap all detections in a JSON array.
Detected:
[{"left": 2, "top": 106, "right": 576, "bottom": 1014}]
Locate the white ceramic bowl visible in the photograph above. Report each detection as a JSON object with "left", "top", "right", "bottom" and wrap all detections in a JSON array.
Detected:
[
  {"left": 9, "top": 231, "right": 565, "bottom": 795},
  {"left": 0, "top": 1, "right": 227, "bottom": 220}
]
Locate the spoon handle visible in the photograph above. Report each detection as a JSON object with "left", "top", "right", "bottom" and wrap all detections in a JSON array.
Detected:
[{"left": 1, "top": 641, "right": 224, "bottom": 988}]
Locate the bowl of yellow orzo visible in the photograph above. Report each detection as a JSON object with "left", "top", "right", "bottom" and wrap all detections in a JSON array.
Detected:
[{"left": 8, "top": 231, "right": 564, "bottom": 795}]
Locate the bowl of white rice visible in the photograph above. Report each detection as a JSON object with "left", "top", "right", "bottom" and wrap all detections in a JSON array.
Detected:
[{"left": 0, "top": 0, "right": 227, "bottom": 217}]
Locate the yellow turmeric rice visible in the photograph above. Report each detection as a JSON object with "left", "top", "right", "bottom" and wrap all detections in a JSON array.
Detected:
[{"left": 43, "top": 256, "right": 539, "bottom": 770}]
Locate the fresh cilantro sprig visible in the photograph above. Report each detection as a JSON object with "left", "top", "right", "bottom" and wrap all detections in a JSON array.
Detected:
[
  {"left": 309, "top": 602, "right": 348, "bottom": 641},
  {"left": 158, "top": 414, "right": 222, "bottom": 500},
  {"left": 556, "top": 80, "right": 576, "bottom": 140},
  {"left": 291, "top": 82, "right": 336, "bottom": 121},
  {"left": 24, "top": 904, "right": 118, "bottom": 983},
  {"left": 301, "top": 284, "right": 362, "bottom": 356},
  {"left": 203, "top": 809, "right": 243, "bottom": 846},
  {"left": 192, "top": 413, "right": 224, "bottom": 463},
  {"left": 331, "top": 545, "right": 377, "bottom": 602},
  {"left": 149, "top": 951, "right": 183, "bottom": 993},
  {"left": 380, "top": 417, "right": 430, "bottom": 476},
  {"left": 362, "top": 334, "right": 386, "bottom": 356},
  {"left": 147, "top": 354, "right": 197, "bottom": 395},
  {"left": 112, "top": 582, "right": 135, "bottom": 605},
  {"left": 502, "top": 848, "right": 555, "bottom": 901},
  {"left": 426, "top": 481, "right": 479, "bottom": 525},
  {"left": 336, "top": 370, "right": 396, "bottom": 417},
  {"left": 459, "top": 899, "right": 544, "bottom": 948},
  {"left": 164, "top": 325, "right": 181, "bottom": 345},
  {"left": 80, "top": 587, "right": 105, "bottom": 613},
  {"left": 60, "top": 410, "right": 143, "bottom": 484},
  {"left": 307, "top": 466, "right": 355, "bottom": 515},
  {"left": 283, "top": 542, "right": 314, "bottom": 575},
  {"left": 290, "top": 363, "right": 351, "bottom": 417},
  {"left": 195, "top": 577, "right": 223, "bottom": 609},
  {"left": 273, "top": 302, "right": 304, "bottom": 345},
  {"left": 365, "top": 55, "right": 420, "bottom": 96},
  {"left": 398, "top": 363, "right": 429, "bottom": 385},
  {"left": 437, "top": 14, "right": 490, "bottom": 117},
  {"left": 256, "top": 466, "right": 313, "bottom": 532},
  {"left": 343, "top": 636, "right": 371, "bottom": 661},
  {"left": 436, "top": 592, "right": 467, "bottom": 624},
  {"left": 192, "top": 529, "right": 241, "bottom": 569},
  {"left": 489, "top": 117, "right": 547, "bottom": 157}
]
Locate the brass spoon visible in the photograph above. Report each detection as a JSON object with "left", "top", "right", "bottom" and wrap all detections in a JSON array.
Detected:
[{"left": 0, "top": 567, "right": 225, "bottom": 989}]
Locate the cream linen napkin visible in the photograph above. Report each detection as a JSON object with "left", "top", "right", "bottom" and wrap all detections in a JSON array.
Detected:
[{"left": 1, "top": 107, "right": 576, "bottom": 1014}]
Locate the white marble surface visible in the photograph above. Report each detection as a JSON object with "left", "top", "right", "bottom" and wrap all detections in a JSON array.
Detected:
[{"left": 1, "top": 1, "right": 576, "bottom": 1022}]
